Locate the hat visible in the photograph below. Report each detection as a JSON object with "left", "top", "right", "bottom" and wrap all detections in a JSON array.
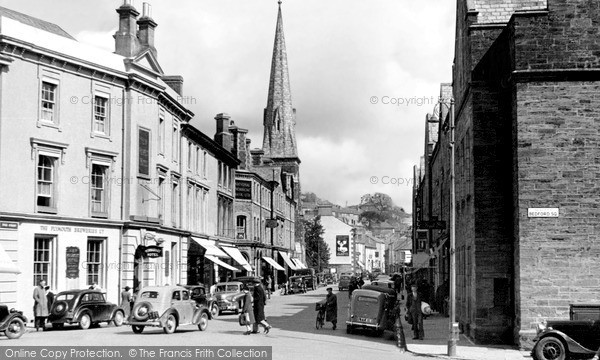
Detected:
[
  {"left": 124, "top": 286, "right": 131, "bottom": 291},
  {"left": 326, "top": 287, "right": 333, "bottom": 291}
]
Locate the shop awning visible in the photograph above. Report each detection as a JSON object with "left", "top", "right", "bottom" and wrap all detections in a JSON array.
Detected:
[
  {"left": 412, "top": 253, "right": 431, "bottom": 269},
  {"left": 191, "top": 237, "right": 229, "bottom": 258},
  {"left": 279, "top": 252, "right": 298, "bottom": 270},
  {"left": 357, "top": 261, "right": 365, "bottom": 269},
  {"left": 205, "top": 255, "right": 239, "bottom": 272},
  {"left": 292, "top": 258, "right": 306, "bottom": 269},
  {"left": 0, "top": 242, "right": 19, "bottom": 274},
  {"left": 262, "top": 256, "right": 285, "bottom": 271},
  {"left": 221, "top": 246, "right": 252, "bottom": 272}
]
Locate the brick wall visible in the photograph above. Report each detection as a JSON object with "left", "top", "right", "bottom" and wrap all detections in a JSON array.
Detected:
[{"left": 471, "top": 0, "right": 547, "bottom": 23}]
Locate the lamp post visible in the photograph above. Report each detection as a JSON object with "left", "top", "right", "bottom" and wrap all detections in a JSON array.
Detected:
[{"left": 440, "top": 97, "right": 458, "bottom": 357}]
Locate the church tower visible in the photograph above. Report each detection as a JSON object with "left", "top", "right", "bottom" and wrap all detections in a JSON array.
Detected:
[{"left": 262, "top": 0, "right": 300, "bottom": 165}]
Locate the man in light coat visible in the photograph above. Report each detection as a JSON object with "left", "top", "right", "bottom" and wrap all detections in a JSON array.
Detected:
[{"left": 33, "top": 279, "right": 49, "bottom": 331}]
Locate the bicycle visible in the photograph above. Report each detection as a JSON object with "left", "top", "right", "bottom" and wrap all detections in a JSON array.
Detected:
[{"left": 315, "top": 301, "right": 326, "bottom": 329}]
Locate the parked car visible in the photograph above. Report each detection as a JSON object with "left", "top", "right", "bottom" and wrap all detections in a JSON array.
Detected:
[
  {"left": 0, "top": 303, "right": 27, "bottom": 339},
  {"left": 214, "top": 282, "right": 245, "bottom": 315},
  {"left": 346, "top": 285, "right": 397, "bottom": 336},
  {"left": 338, "top": 275, "right": 352, "bottom": 291},
  {"left": 233, "top": 276, "right": 262, "bottom": 289},
  {"left": 532, "top": 318, "right": 600, "bottom": 360},
  {"left": 324, "top": 274, "right": 334, "bottom": 285},
  {"left": 184, "top": 285, "right": 219, "bottom": 318},
  {"left": 128, "top": 285, "right": 210, "bottom": 334},
  {"left": 370, "top": 279, "right": 395, "bottom": 290},
  {"left": 48, "top": 290, "right": 124, "bottom": 330},
  {"left": 288, "top": 276, "right": 306, "bottom": 294}
]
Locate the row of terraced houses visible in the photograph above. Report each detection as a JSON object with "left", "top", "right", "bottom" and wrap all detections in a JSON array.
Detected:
[{"left": 0, "top": 1, "right": 306, "bottom": 322}]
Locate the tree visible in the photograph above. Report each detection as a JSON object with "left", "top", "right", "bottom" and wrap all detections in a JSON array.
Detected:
[
  {"left": 303, "top": 216, "right": 330, "bottom": 272},
  {"left": 359, "top": 192, "right": 407, "bottom": 230}
]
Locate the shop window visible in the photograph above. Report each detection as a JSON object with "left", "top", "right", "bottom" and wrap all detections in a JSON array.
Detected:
[
  {"left": 33, "top": 236, "right": 54, "bottom": 287},
  {"left": 87, "top": 238, "right": 105, "bottom": 288}
]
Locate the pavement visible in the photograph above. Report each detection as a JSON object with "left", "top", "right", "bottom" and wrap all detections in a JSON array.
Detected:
[{"left": 400, "top": 313, "right": 532, "bottom": 360}]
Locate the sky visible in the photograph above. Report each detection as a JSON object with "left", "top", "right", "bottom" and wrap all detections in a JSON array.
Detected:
[{"left": 0, "top": 0, "right": 456, "bottom": 212}]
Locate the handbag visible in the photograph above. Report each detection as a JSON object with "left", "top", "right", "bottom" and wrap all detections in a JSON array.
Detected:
[{"left": 238, "top": 313, "right": 249, "bottom": 326}]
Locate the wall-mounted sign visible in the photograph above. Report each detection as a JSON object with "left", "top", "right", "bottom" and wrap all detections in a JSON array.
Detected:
[
  {"left": 66, "top": 247, "right": 80, "bottom": 279},
  {"left": 144, "top": 245, "right": 163, "bottom": 258},
  {"left": 265, "top": 219, "right": 278, "bottom": 228},
  {"left": 138, "top": 127, "right": 150, "bottom": 176},
  {"left": 336, "top": 235, "right": 349, "bottom": 256},
  {"left": 527, "top": 208, "right": 559, "bottom": 218},
  {"left": 235, "top": 180, "right": 252, "bottom": 200},
  {"left": 0, "top": 222, "right": 18, "bottom": 230}
]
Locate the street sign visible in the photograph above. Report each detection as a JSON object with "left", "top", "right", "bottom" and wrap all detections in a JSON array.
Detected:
[
  {"left": 528, "top": 208, "right": 559, "bottom": 218},
  {"left": 418, "top": 220, "right": 446, "bottom": 229},
  {"left": 265, "top": 219, "right": 278, "bottom": 228}
]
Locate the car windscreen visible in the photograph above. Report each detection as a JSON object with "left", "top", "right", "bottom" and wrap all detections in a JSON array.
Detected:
[{"left": 140, "top": 291, "right": 159, "bottom": 299}]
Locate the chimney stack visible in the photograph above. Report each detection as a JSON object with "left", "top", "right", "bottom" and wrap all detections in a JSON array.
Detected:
[
  {"left": 114, "top": 0, "right": 140, "bottom": 57},
  {"left": 137, "top": 2, "right": 158, "bottom": 57},
  {"left": 229, "top": 125, "right": 249, "bottom": 170},
  {"left": 250, "top": 149, "right": 265, "bottom": 167},
  {"left": 162, "top": 75, "right": 184, "bottom": 96},
  {"left": 214, "top": 113, "right": 233, "bottom": 152}
]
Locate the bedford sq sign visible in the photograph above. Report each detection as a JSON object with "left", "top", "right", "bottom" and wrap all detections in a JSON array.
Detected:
[{"left": 527, "top": 208, "right": 559, "bottom": 218}]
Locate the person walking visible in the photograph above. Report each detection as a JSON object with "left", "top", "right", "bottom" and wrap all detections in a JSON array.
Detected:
[
  {"left": 120, "top": 286, "right": 132, "bottom": 317},
  {"left": 252, "top": 283, "right": 272, "bottom": 334},
  {"left": 348, "top": 277, "right": 358, "bottom": 299},
  {"left": 325, "top": 287, "right": 338, "bottom": 330},
  {"left": 33, "top": 279, "right": 49, "bottom": 331},
  {"left": 265, "top": 275, "right": 272, "bottom": 299},
  {"left": 406, "top": 283, "right": 424, "bottom": 340},
  {"left": 241, "top": 285, "right": 255, "bottom": 335}
]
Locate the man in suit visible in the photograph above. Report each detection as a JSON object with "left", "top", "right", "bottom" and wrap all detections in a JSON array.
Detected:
[{"left": 406, "top": 283, "right": 424, "bottom": 340}]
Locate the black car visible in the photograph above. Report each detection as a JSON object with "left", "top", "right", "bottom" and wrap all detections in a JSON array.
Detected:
[
  {"left": 533, "top": 319, "right": 600, "bottom": 360},
  {"left": 184, "top": 285, "right": 219, "bottom": 318},
  {"left": 48, "top": 290, "right": 124, "bottom": 330},
  {"left": 0, "top": 303, "right": 27, "bottom": 339}
]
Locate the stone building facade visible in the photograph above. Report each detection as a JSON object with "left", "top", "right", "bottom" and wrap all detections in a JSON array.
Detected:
[{"left": 414, "top": 0, "right": 600, "bottom": 347}]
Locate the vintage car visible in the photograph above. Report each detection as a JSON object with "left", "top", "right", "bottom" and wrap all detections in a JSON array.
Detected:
[
  {"left": 532, "top": 319, "right": 600, "bottom": 360},
  {"left": 288, "top": 276, "right": 306, "bottom": 294},
  {"left": 346, "top": 285, "right": 397, "bottom": 336},
  {"left": 214, "top": 282, "right": 245, "bottom": 315},
  {"left": 184, "top": 285, "right": 219, "bottom": 318},
  {"left": 129, "top": 285, "right": 210, "bottom": 334},
  {"left": 0, "top": 303, "right": 27, "bottom": 339},
  {"left": 338, "top": 275, "right": 352, "bottom": 291},
  {"left": 370, "top": 279, "right": 395, "bottom": 290},
  {"left": 48, "top": 290, "right": 124, "bottom": 330},
  {"left": 323, "top": 274, "right": 334, "bottom": 285},
  {"left": 233, "top": 276, "right": 262, "bottom": 288}
]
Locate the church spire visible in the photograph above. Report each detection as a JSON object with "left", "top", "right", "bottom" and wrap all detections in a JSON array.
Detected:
[{"left": 262, "top": 0, "right": 298, "bottom": 160}]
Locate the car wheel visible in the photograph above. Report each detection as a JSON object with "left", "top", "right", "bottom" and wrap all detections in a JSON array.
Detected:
[
  {"left": 132, "top": 325, "right": 144, "bottom": 334},
  {"left": 79, "top": 313, "right": 91, "bottom": 330},
  {"left": 535, "top": 336, "right": 567, "bottom": 360},
  {"left": 112, "top": 311, "right": 124, "bottom": 327},
  {"left": 198, "top": 312, "right": 209, "bottom": 331},
  {"left": 163, "top": 314, "right": 177, "bottom": 334},
  {"left": 4, "top": 318, "right": 25, "bottom": 339},
  {"left": 210, "top": 304, "right": 219, "bottom": 318}
]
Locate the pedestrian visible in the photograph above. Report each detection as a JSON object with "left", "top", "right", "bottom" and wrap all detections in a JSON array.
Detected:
[
  {"left": 325, "top": 287, "right": 338, "bottom": 330},
  {"left": 120, "top": 286, "right": 132, "bottom": 317},
  {"left": 241, "top": 285, "right": 255, "bottom": 335},
  {"left": 406, "top": 284, "right": 424, "bottom": 340},
  {"left": 348, "top": 277, "right": 358, "bottom": 299},
  {"left": 45, "top": 286, "right": 55, "bottom": 310},
  {"left": 209, "top": 283, "right": 216, "bottom": 296},
  {"left": 33, "top": 279, "right": 49, "bottom": 331},
  {"left": 265, "top": 275, "right": 272, "bottom": 299},
  {"left": 252, "top": 283, "right": 272, "bottom": 334},
  {"left": 358, "top": 276, "right": 365, "bottom": 289}
]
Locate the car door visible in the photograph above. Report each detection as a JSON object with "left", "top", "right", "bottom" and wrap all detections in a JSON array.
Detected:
[
  {"left": 170, "top": 290, "right": 188, "bottom": 325},
  {"left": 180, "top": 290, "right": 194, "bottom": 324},
  {"left": 94, "top": 293, "right": 112, "bottom": 321}
]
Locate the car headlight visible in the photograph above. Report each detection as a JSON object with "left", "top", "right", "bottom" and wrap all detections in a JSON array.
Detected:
[{"left": 536, "top": 320, "right": 546, "bottom": 334}]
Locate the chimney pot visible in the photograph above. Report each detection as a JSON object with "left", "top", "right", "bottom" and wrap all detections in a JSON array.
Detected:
[{"left": 142, "top": 2, "right": 152, "bottom": 18}]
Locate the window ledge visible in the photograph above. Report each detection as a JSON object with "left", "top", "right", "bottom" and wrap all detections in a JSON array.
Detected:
[
  {"left": 91, "top": 212, "right": 108, "bottom": 219},
  {"left": 37, "top": 120, "right": 61, "bottom": 132},
  {"left": 37, "top": 206, "right": 57, "bottom": 214}
]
